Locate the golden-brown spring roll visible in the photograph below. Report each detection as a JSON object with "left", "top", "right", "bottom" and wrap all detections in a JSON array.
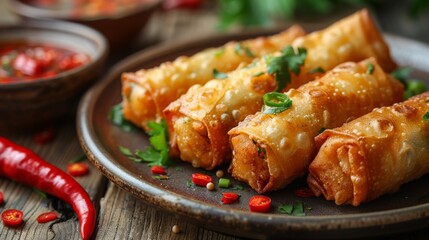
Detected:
[
  {"left": 164, "top": 9, "right": 397, "bottom": 170},
  {"left": 228, "top": 58, "right": 404, "bottom": 193},
  {"left": 308, "top": 92, "right": 429, "bottom": 206},
  {"left": 122, "top": 25, "right": 306, "bottom": 131}
]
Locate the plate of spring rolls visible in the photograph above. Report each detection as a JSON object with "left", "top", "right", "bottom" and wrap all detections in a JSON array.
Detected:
[{"left": 77, "top": 9, "right": 429, "bottom": 239}]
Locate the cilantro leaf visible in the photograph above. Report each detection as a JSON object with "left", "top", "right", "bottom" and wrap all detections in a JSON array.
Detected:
[
  {"left": 277, "top": 201, "right": 306, "bottom": 216},
  {"left": 118, "top": 120, "right": 171, "bottom": 167},
  {"left": 391, "top": 67, "right": 427, "bottom": 99},
  {"left": 267, "top": 46, "right": 307, "bottom": 92},
  {"left": 109, "top": 103, "right": 139, "bottom": 132}
]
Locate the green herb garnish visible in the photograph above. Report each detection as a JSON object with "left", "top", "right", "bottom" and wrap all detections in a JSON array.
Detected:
[
  {"left": 213, "top": 68, "right": 228, "bottom": 79},
  {"left": 318, "top": 127, "right": 326, "bottom": 134},
  {"left": 423, "top": 112, "right": 429, "bottom": 122},
  {"left": 69, "top": 154, "right": 86, "bottom": 163},
  {"left": 278, "top": 201, "right": 306, "bottom": 216},
  {"left": 230, "top": 184, "right": 244, "bottom": 190},
  {"left": 253, "top": 71, "right": 264, "bottom": 77},
  {"left": 308, "top": 66, "right": 325, "bottom": 74},
  {"left": 109, "top": 103, "right": 139, "bottom": 132},
  {"left": 187, "top": 179, "right": 196, "bottom": 188},
  {"left": 262, "top": 92, "right": 293, "bottom": 114},
  {"left": 214, "top": 47, "right": 225, "bottom": 57},
  {"left": 405, "top": 81, "right": 427, "bottom": 100},
  {"left": 391, "top": 67, "right": 427, "bottom": 99},
  {"left": 153, "top": 175, "right": 169, "bottom": 180},
  {"left": 235, "top": 43, "right": 255, "bottom": 57},
  {"left": 366, "top": 62, "right": 374, "bottom": 74},
  {"left": 267, "top": 46, "right": 307, "bottom": 92},
  {"left": 118, "top": 119, "right": 171, "bottom": 166}
]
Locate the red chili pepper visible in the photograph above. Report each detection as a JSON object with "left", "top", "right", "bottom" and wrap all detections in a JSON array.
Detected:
[
  {"left": 67, "top": 162, "right": 89, "bottom": 177},
  {"left": 191, "top": 173, "right": 212, "bottom": 187},
  {"left": 0, "top": 192, "right": 3, "bottom": 205},
  {"left": 221, "top": 192, "right": 239, "bottom": 204},
  {"left": 0, "top": 137, "right": 95, "bottom": 240},
  {"left": 37, "top": 211, "right": 58, "bottom": 223},
  {"left": 294, "top": 187, "right": 315, "bottom": 198},
  {"left": 2, "top": 209, "right": 24, "bottom": 227},
  {"left": 151, "top": 165, "right": 166, "bottom": 175},
  {"left": 249, "top": 195, "right": 271, "bottom": 213}
]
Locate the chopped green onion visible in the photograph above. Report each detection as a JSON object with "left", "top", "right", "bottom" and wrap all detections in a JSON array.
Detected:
[
  {"left": 262, "top": 92, "right": 293, "bottom": 114},
  {"left": 218, "top": 178, "right": 231, "bottom": 188},
  {"left": 213, "top": 68, "right": 228, "bottom": 79},
  {"left": 367, "top": 62, "right": 374, "bottom": 74}
]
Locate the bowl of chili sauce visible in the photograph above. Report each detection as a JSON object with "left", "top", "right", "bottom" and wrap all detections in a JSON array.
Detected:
[
  {"left": 0, "top": 20, "right": 107, "bottom": 129},
  {"left": 7, "top": 0, "right": 163, "bottom": 51}
]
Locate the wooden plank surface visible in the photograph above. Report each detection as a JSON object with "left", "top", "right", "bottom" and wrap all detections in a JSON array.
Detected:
[{"left": 1, "top": 119, "right": 107, "bottom": 240}]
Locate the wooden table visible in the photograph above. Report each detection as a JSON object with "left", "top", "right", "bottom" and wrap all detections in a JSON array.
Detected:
[{"left": 2, "top": 4, "right": 429, "bottom": 240}]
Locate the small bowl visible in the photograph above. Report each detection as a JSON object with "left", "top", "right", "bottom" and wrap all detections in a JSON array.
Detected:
[
  {"left": 0, "top": 20, "right": 107, "bottom": 130},
  {"left": 7, "top": 0, "right": 163, "bottom": 51}
]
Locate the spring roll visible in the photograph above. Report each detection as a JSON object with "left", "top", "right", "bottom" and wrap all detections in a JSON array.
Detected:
[
  {"left": 122, "top": 25, "right": 306, "bottom": 131},
  {"left": 164, "top": 9, "right": 397, "bottom": 170},
  {"left": 228, "top": 58, "right": 404, "bottom": 193},
  {"left": 308, "top": 92, "right": 429, "bottom": 206}
]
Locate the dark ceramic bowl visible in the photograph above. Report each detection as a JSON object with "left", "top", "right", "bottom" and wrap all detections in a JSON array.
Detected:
[
  {"left": 0, "top": 20, "right": 107, "bottom": 130},
  {"left": 6, "top": 0, "right": 163, "bottom": 50}
]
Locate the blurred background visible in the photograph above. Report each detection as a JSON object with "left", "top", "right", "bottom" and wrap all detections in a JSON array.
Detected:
[{"left": 1, "top": 0, "right": 428, "bottom": 54}]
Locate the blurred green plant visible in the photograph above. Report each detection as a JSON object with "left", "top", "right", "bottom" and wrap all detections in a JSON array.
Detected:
[{"left": 217, "top": 0, "right": 428, "bottom": 30}]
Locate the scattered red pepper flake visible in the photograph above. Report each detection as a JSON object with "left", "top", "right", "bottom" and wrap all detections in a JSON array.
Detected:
[
  {"left": 67, "top": 162, "right": 89, "bottom": 177},
  {"left": 2, "top": 209, "right": 24, "bottom": 227},
  {"left": 151, "top": 165, "right": 166, "bottom": 175},
  {"left": 249, "top": 195, "right": 271, "bottom": 213},
  {"left": 191, "top": 173, "right": 212, "bottom": 187},
  {"left": 33, "top": 128, "right": 55, "bottom": 145},
  {"left": 0, "top": 192, "right": 3, "bottom": 205},
  {"left": 221, "top": 192, "right": 239, "bottom": 204},
  {"left": 37, "top": 211, "right": 59, "bottom": 223},
  {"left": 294, "top": 187, "right": 315, "bottom": 198}
]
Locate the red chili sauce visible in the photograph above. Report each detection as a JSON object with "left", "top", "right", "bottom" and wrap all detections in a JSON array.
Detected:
[
  {"left": 23, "top": 0, "right": 157, "bottom": 18},
  {"left": 0, "top": 41, "right": 90, "bottom": 83}
]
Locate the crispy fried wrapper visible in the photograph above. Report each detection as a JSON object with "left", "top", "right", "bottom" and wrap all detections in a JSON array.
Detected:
[
  {"left": 122, "top": 25, "right": 306, "bottom": 131},
  {"left": 228, "top": 58, "right": 403, "bottom": 193},
  {"left": 164, "top": 9, "right": 397, "bottom": 170},
  {"left": 308, "top": 92, "right": 429, "bottom": 206}
]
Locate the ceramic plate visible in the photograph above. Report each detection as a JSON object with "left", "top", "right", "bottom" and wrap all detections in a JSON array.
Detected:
[{"left": 77, "top": 29, "right": 429, "bottom": 239}]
